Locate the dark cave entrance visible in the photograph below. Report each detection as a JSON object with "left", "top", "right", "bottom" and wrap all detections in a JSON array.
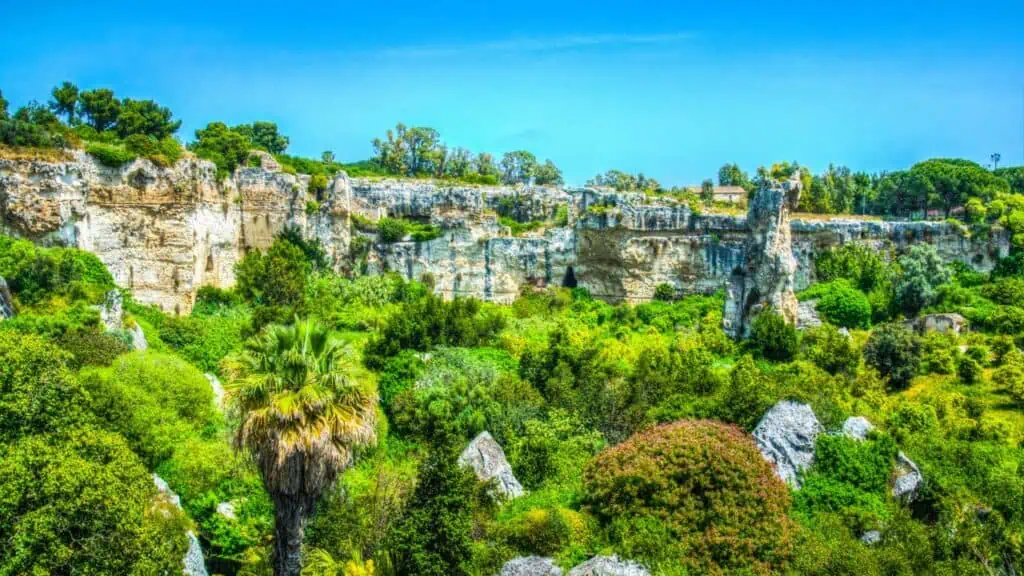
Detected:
[{"left": 562, "top": 266, "right": 578, "bottom": 288}]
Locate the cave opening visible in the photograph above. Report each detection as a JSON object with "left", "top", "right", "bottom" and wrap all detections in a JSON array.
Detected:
[{"left": 562, "top": 266, "right": 578, "bottom": 288}]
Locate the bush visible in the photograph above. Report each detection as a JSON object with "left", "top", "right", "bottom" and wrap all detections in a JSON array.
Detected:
[
  {"left": 864, "top": 323, "right": 921, "bottom": 391},
  {"left": 124, "top": 134, "right": 183, "bottom": 167},
  {"left": 750, "top": 310, "right": 798, "bottom": 361},
  {"left": 0, "top": 331, "right": 89, "bottom": 442},
  {"left": 653, "top": 283, "right": 675, "bottom": 302},
  {"left": 58, "top": 327, "right": 131, "bottom": 368},
  {"left": 584, "top": 420, "right": 793, "bottom": 574},
  {"left": 958, "top": 355, "right": 982, "bottom": 384},
  {"left": 801, "top": 324, "right": 859, "bottom": 375},
  {"left": 86, "top": 141, "right": 137, "bottom": 167},
  {"left": 804, "top": 280, "right": 871, "bottom": 329},
  {"left": 377, "top": 217, "right": 410, "bottom": 243}
]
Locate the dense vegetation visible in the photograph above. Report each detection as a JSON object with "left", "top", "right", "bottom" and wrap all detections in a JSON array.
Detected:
[{"left": 3, "top": 220, "right": 1024, "bottom": 575}]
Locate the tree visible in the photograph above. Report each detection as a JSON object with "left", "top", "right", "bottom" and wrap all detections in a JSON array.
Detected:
[
  {"left": 718, "top": 163, "right": 750, "bottom": 188},
  {"left": 116, "top": 98, "right": 181, "bottom": 139},
  {"left": 385, "top": 440, "right": 477, "bottom": 576},
  {"left": 701, "top": 178, "right": 715, "bottom": 205},
  {"left": 894, "top": 244, "right": 951, "bottom": 316},
  {"left": 445, "top": 147, "right": 472, "bottom": 178},
  {"left": 48, "top": 81, "right": 79, "bottom": 124},
  {"left": 236, "top": 121, "right": 290, "bottom": 154},
  {"left": 653, "top": 283, "right": 675, "bottom": 302},
  {"left": 991, "top": 152, "right": 1001, "bottom": 170},
  {"left": 0, "top": 89, "right": 8, "bottom": 119},
  {"left": 223, "top": 319, "right": 378, "bottom": 576},
  {"left": 473, "top": 152, "right": 498, "bottom": 177},
  {"left": 78, "top": 88, "right": 121, "bottom": 132},
  {"left": 500, "top": 150, "right": 538, "bottom": 185},
  {"left": 371, "top": 123, "right": 409, "bottom": 175},
  {"left": 533, "top": 159, "right": 563, "bottom": 185},
  {"left": 235, "top": 237, "right": 311, "bottom": 328},
  {"left": 190, "top": 121, "right": 251, "bottom": 176},
  {"left": 864, "top": 323, "right": 921, "bottom": 390},
  {"left": 321, "top": 150, "right": 335, "bottom": 164}
]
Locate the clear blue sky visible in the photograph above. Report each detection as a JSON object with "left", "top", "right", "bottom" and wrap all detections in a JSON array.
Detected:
[{"left": 1, "top": 0, "right": 1022, "bottom": 185}]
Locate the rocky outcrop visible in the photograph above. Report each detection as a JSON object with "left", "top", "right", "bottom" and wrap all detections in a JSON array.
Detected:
[
  {"left": 797, "top": 299, "right": 822, "bottom": 329},
  {"left": 500, "top": 557, "right": 563, "bottom": 576},
  {"left": 567, "top": 556, "right": 650, "bottom": 576},
  {"left": 892, "top": 451, "right": 923, "bottom": 503},
  {"left": 2, "top": 152, "right": 1009, "bottom": 315},
  {"left": 842, "top": 416, "right": 875, "bottom": 441},
  {"left": 152, "top": 474, "right": 208, "bottom": 576},
  {"left": 904, "top": 313, "right": 968, "bottom": 335},
  {"left": 458, "top": 431, "right": 524, "bottom": 499},
  {"left": 723, "top": 173, "right": 802, "bottom": 338},
  {"left": 753, "top": 401, "right": 823, "bottom": 488},
  {"left": 0, "top": 276, "right": 14, "bottom": 319},
  {"left": 205, "top": 373, "right": 225, "bottom": 409}
]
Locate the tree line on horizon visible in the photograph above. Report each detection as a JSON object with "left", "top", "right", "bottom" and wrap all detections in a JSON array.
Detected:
[{"left": 2, "top": 81, "right": 1023, "bottom": 216}]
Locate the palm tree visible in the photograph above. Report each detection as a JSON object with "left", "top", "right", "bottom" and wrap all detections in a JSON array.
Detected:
[{"left": 223, "top": 319, "right": 377, "bottom": 576}]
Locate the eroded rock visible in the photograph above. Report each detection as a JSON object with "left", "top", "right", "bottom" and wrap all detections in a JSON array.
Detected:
[
  {"left": 500, "top": 556, "right": 563, "bottom": 576},
  {"left": 153, "top": 474, "right": 208, "bottom": 576},
  {"left": 0, "top": 277, "right": 14, "bottom": 319},
  {"left": 216, "top": 501, "right": 237, "bottom": 520},
  {"left": 797, "top": 299, "right": 822, "bottom": 329},
  {"left": 860, "top": 530, "right": 882, "bottom": 545},
  {"left": 892, "top": 451, "right": 923, "bottom": 503},
  {"left": 752, "top": 400, "right": 823, "bottom": 488},
  {"left": 567, "top": 556, "right": 650, "bottom": 576},
  {"left": 458, "top": 431, "right": 524, "bottom": 499},
  {"left": 842, "top": 416, "right": 875, "bottom": 441},
  {"left": 205, "top": 373, "right": 225, "bottom": 409}
]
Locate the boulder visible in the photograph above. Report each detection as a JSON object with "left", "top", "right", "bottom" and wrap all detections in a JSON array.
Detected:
[
  {"left": 205, "top": 373, "right": 225, "bottom": 409},
  {"left": 247, "top": 150, "right": 281, "bottom": 172},
  {"left": 0, "top": 277, "right": 14, "bottom": 319},
  {"left": 904, "top": 313, "right": 967, "bottom": 335},
  {"left": 892, "top": 451, "right": 922, "bottom": 503},
  {"left": 797, "top": 299, "right": 822, "bottom": 329},
  {"left": 98, "top": 290, "right": 123, "bottom": 332},
  {"left": 500, "top": 556, "right": 563, "bottom": 576},
  {"left": 129, "top": 322, "right": 148, "bottom": 351},
  {"left": 567, "top": 556, "right": 650, "bottom": 576},
  {"left": 860, "top": 530, "right": 882, "bottom": 545},
  {"left": 842, "top": 416, "right": 875, "bottom": 441},
  {"left": 153, "top": 474, "right": 208, "bottom": 576},
  {"left": 752, "top": 400, "right": 823, "bottom": 488},
  {"left": 216, "top": 501, "right": 237, "bottom": 520},
  {"left": 458, "top": 431, "right": 524, "bottom": 499}
]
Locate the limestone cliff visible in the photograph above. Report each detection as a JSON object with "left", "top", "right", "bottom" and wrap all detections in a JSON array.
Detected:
[{"left": 0, "top": 152, "right": 1010, "bottom": 317}]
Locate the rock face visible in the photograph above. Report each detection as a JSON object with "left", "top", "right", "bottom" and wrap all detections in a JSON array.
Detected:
[
  {"left": 1, "top": 152, "right": 1009, "bottom": 314},
  {"left": 458, "top": 431, "right": 524, "bottom": 498},
  {"left": 724, "top": 173, "right": 802, "bottom": 338},
  {"left": 842, "top": 416, "right": 875, "bottom": 441},
  {"left": 752, "top": 401, "right": 823, "bottom": 488},
  {"left": 205, "top": 373, "right": 225, "bottom": 409},
  {"left": 567, "top": 556, "right": 650, "bottom": 576},
  {"left": 500, "top": 556, "right": 563, "bottom": 576},
  {"left": 892, "top": 451, "right": 923, "bottom": 502},
  {"left": 797, "top": 299, "right": 822, "bottom": 329},
  {"left": 860, "top": 530, "right": 882, "bottom": 545},
  {"left": 0, "top": 277, "right": 14, "bottom": 319},
  {"left": 905, "top": 313, "right": 968, "bottom": 335},
  {"left": 152, "top": 474, "right": 208, "bottom": 576}
]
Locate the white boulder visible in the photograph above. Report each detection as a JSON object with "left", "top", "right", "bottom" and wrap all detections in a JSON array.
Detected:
[
  {"left": 567, "top": 556, "right": 650, "bottom": 576},
  {"left": 892, "top": 451, "right": 923, "bottom": 503},
  {"left": 458, "top": 431, "right": 524, "bottom": 499},
  {"left": 500, "top": 556, "right": 563, "bottom": 576},
  {"left": 842, "top": 416, "right": 875, "bottom": 441},
  {"left": 752, "top": 401, "right": 823, "bottom": 488}
]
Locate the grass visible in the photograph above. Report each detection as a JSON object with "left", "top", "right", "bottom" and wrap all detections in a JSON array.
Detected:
[{"left": 0, "top": 144, "right": 74, "bottom": 162}]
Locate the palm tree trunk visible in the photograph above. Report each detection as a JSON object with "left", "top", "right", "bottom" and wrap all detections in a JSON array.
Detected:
[{"left": 272, "top": 493, "right": 315, "bottom": 576}]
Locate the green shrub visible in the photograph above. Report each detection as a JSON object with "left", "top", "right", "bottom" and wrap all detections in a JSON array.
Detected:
[
  {"left": 814, "top": 243, "right": 891, "bottom": 292},
  {"left": 804, "top": 280, "right": 871, "bottom": 329},
  {"left": 801, "top": 324, "right": 859, "bottom": 375},
  {"left": 0, "top": 427, "right": 189, "bottom": 574},
  {"left": 958, "top": 355, "right": 982, "bottom": 384},
  {"left": 653, "top": 283, "right": 675, "bottom": 302},
  {"left": 584, "top": 420, "right": 793, "bottom": 574},
  {"left": 58, "top": 327, "right": 131, "bottom": 368},
  {"left": 86, "top": 141, "right": 136, "bottom": 167},
  {"left": 864, "top": 323, "right": 921, "bottom": 390},
  {"left": 0, "top": 331, "right": 89, "bottom": 442},
  {"left": 750, "top": 310, "right": 798, "bottom": 361},
  {"left": 377, "top": 217, "right": 410, "bottom": 242}
]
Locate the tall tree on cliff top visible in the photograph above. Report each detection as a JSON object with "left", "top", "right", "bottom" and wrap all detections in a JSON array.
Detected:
[
  {"left": 0, "top": 90, "right": 8, "bottom": 119},
  {"left": 48, "top": 81, "right": 79, "bottom": 124},
  {"left": 223, "top": 319, "right": 377, "bottom": 576},
  {"left": 117, "top": 98, "right": 181, "bottom": 139},
  {"left": 235, "top": 121, "right": 290, "bottom": 155},
  {"left": 78, "top": 88, "right": 121, "bottom": 132}
]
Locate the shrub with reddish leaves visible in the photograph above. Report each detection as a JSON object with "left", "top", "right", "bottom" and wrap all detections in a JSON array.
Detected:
[{"left": 583, "top": 420, "right": 793, "bottom": 574}]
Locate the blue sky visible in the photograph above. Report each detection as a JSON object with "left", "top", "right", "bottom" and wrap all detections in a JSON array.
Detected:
[{"left": 1, "top": 0, "right": 1022, "bottom": 185}]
